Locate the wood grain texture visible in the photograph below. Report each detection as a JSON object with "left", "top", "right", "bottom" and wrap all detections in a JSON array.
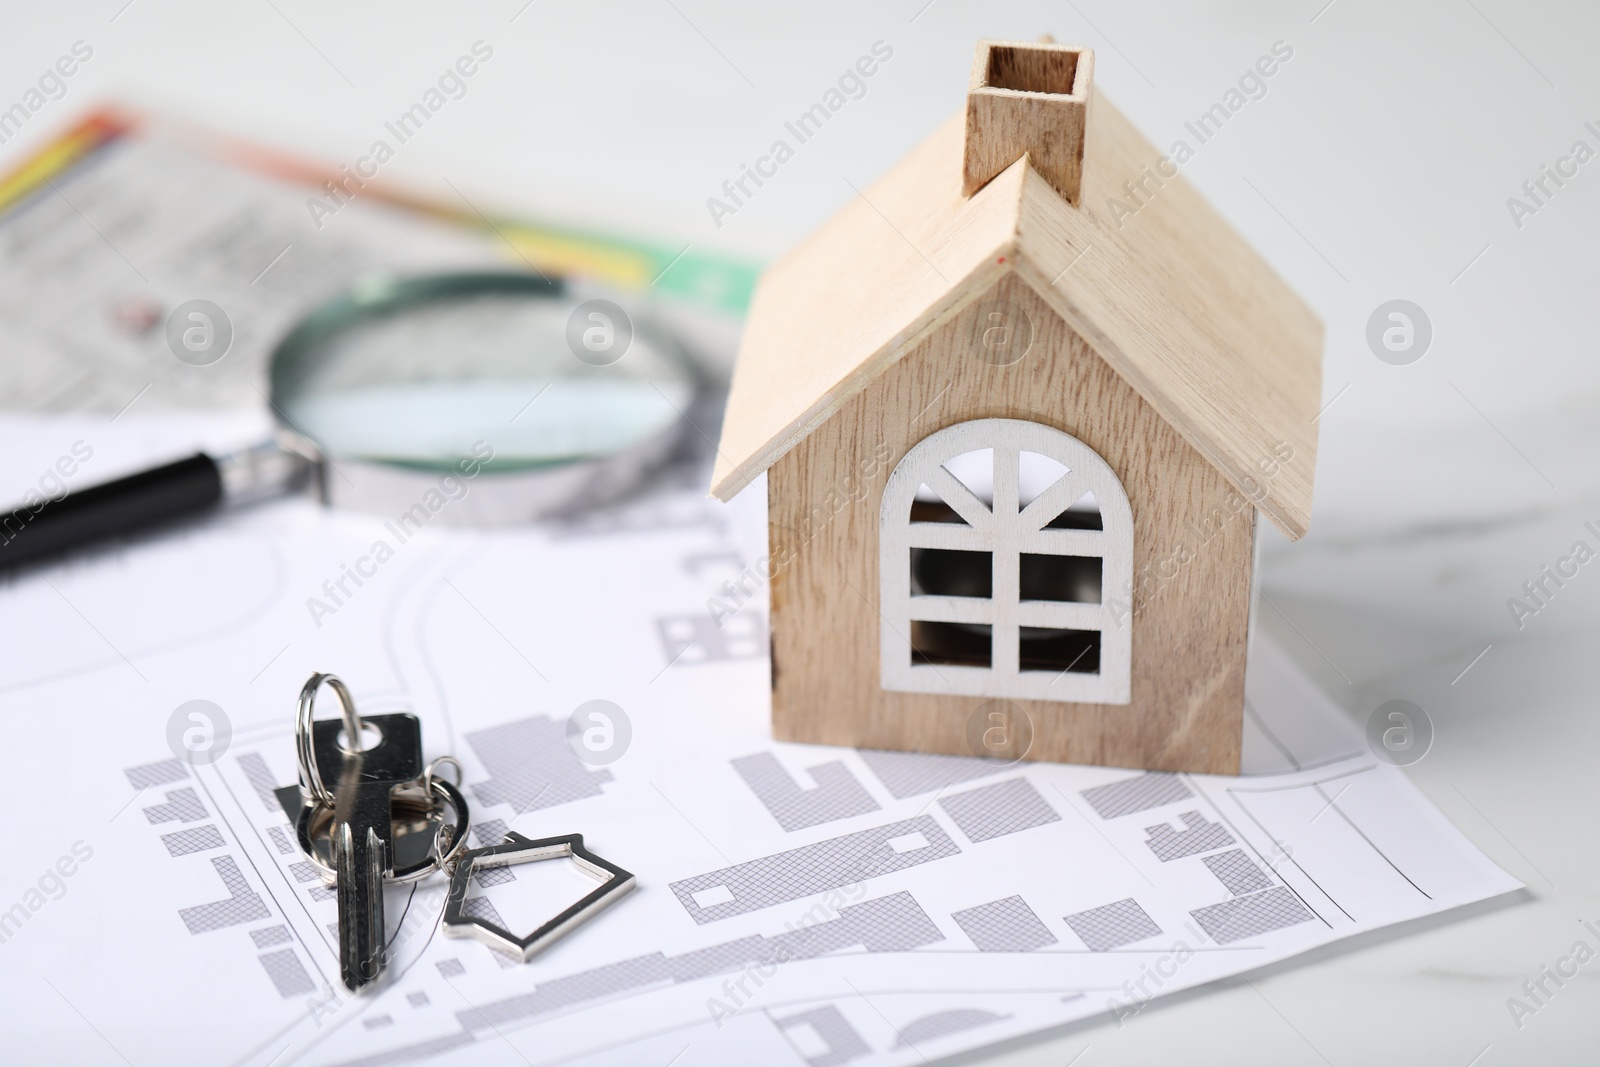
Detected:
[
  {"left": 1017, "top": 92, "right": 1321, "bottom": 539},
  {"left": 710, "top": 111, "right": 1020, "bottom": 507},
  {"left": 712, "top": 46, "right": 1322, "bottom": 540},
  {"left": 963, "top": 40, "right": 1092, "bottom": 204},
  {"left": 768, "top": 276, "right": 1255, "bottom": 774}
]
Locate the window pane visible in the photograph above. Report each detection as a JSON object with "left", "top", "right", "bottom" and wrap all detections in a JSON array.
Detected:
[
  {"left": 1019, "top": 553, "right": 1100, "bottom": 603},
  {"left": 1044, "top": 490, "right": 1102, "bottom": 530},
  {"left": 912, "top": 621, "right": 991, "bottom": 668},
  {"left": 909, "top": 495, "right": 970, "bottom": 525},
  {"left": 940, "top": 448, "right": 994, "bottom": 503},
  {"left": 1019, "top": 628, "right": 1100, "bottom": 674},
  {"left": 911, "top": 548, "right": 992, "bottom": 598},
  {"left": 1017, "top": 450, "right": 1070, "bottom": 508}
]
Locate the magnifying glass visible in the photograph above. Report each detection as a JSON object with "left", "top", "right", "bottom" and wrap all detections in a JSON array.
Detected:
[{"left": 0, "top": 271, "right": 704, "bottom": 570}]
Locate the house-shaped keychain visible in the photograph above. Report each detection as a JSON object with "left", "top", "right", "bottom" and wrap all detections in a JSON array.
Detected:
[{"left": 710, "top": 40, "right": 1323, "bottom": 775}]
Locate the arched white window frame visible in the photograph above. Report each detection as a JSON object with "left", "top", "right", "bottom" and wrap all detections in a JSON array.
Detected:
[{"left": 879, "top": 418, "right": 1132, "bottom": 704}]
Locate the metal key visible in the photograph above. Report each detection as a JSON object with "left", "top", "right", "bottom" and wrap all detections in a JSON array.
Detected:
[{"left": 309, "top": 712, "right": 423, "bottom": 992}]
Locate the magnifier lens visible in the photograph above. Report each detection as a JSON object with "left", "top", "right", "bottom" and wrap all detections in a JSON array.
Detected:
[
  {"left": 272, "top": 276, "right": 697, "bottom": 472},
  {"left": 0, "top": 273, "right": 703, "bottom": 567}
]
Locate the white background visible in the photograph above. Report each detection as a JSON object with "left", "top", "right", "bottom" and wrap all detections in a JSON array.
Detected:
[{"left": 2, "top": 2, "right": 1597, "bottom": 1063}]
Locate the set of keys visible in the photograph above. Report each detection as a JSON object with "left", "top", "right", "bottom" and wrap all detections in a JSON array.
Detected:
[
  {"left": 283, "top": 672, "right": 637, "bottom": 993},
  {"left": 284, "top": 673, "right": 469, "bottom": 992}
]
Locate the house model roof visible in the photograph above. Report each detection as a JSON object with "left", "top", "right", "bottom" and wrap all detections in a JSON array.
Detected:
[{"left": 710, "top": 41, "right": 1322, "bottom": 540}]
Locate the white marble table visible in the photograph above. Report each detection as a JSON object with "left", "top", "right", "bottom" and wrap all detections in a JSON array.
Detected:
[{"left": 2, "top": 2, "right": 1596, "bottom": 1063}]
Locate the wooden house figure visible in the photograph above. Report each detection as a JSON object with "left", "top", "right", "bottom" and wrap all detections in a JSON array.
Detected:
[{"left": 710, "top": 40, "right": 1322, "bottom": 775}]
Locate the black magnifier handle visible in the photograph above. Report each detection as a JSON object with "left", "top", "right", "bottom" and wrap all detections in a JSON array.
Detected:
[{"left": 0, "top": 441, "right": 315, "bottom": 572}]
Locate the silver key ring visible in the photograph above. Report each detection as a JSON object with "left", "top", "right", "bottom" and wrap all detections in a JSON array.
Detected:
[
  {"left": 422, "top": 754, "right": 462, "bottom": 797},
  {"left": 295, "top": 672, "right": 364, "bottom": 807},
  {"left": 294, "top": 776, "right": 470, "bottom": 884},
  {"left": 421, "top": 755, "right": 470, "bottom": 879},
  {"left": 429, "top": 777, "right": 471, "bottom": 881}
]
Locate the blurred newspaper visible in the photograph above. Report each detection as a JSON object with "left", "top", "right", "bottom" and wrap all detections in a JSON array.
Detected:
[{"left": 0, "top": 108, "right": 754, "bottom": 414}]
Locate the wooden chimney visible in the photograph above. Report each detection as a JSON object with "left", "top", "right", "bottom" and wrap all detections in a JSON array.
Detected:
[{"left": 961, "top": 40, "right": 1094, "bottom": 205}]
